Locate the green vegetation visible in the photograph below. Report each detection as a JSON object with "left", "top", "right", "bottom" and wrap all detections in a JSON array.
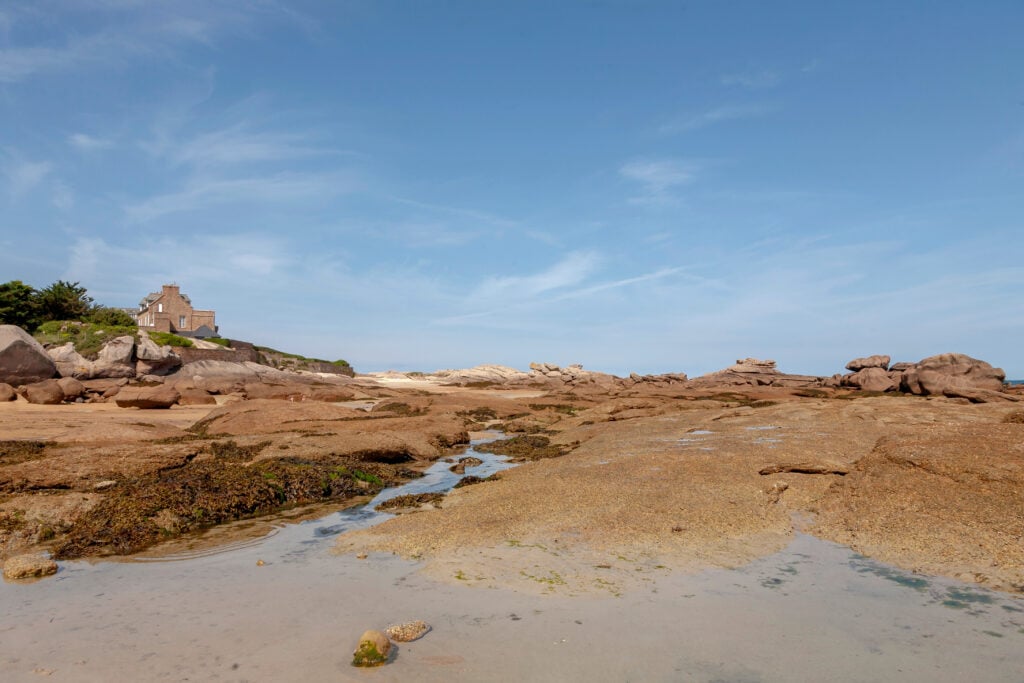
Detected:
[
  {"left": 205, "top": 337, "right": 231, "bottom": 347},
  {"left": 474, "top": 435, "right": 573, "bottom": 461},
  {"left": 351, "top": 640, "right": 388, "bottom": 667},
  {"left": 254, "top": 345, "right": 354, "bottom": 376},
  {"left": 147, "top": 331, "right": 194, "bottom": 348},
  {"left": 53, "top": 455, "right": 396, "bottom": 559},
  {"left": 34, "top": 320, "right": 139, "bottom": 358},
  {"left": 1, "top": 278, "right": 138, "bottom": 336},
  {"left": 351, "top": 469, "right": 384, "bottom": 486}
]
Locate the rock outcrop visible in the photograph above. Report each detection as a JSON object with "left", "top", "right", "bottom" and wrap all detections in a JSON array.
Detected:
[
  {"left": 690, "top": 358, "right": 819, "bottom": 388},
  {"left": 432, "top": 365, "right": 532, "bottom": 386},
  {"left": 135, "top": 336, "right": 182, "bottom": 376},
  {"left": 845, "top": 355, "right": 890, "bottom": 372},
  {"left": 900, "top": 353, "right": 1006, "bottom": 396},
  {"left": 0, "top": 382, "right": 15, "bottom": 402},
  {"left": 91, "top": 335, "right": 137, "bottom": 378},
  {"left": 114, "top": 386, "right": 181, "bottom": 409},
  {"left": 841, "top": 367, "right": 897, "bottom": 393},
  {"left": 0, "top": 325, "right": 57, "bottom": 386}
]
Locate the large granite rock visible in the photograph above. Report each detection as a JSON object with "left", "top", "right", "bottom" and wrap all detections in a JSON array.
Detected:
[
  {"left": 114, "top": 386, "right": 180, "bottom": 409},
  {"left": 48, "top": 343, "right": 94, "bottom": 379},
  {"left": 845, "top": 355, "right": 890, "bottom": 372},
  {"left": 0, "top": 382, "right": 15, "bottom": 402},
  {"left": 900, "top": 353, "right": 1006, "bottom": 396},
  {"left": 842, "top": 367, "right": 897, "bottom": 392},
  {"left": 92, "top": 335, "right": 137, "bottom": 378},
  {"left": 57, "top": 377, "right": 85, "bottom": 400},
  {"left": 0, "top": 325, "right": 56, "bottom": 386},
  {"left": 21, "top": 379, "right": 65, "bottom": 405},
  {"left": 135, "top": 336, "right": 182, "bottom": 376}
]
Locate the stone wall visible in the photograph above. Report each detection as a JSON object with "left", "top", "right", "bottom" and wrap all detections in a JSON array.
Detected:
[{"left": 175, "top": 347, "right": 260, "bottom": 365}]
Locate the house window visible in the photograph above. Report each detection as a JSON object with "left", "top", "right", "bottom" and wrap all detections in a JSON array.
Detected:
[
  {"left": 179, "top": 316, "right": 187, "bottom": 328},
  {"left": 157, "top": 303, "right": 163, "bottom": 313}
]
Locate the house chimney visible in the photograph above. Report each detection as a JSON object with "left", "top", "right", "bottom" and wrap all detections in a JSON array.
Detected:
[{"left": 162, "top": 284, "right": 180, "bottom": 296}]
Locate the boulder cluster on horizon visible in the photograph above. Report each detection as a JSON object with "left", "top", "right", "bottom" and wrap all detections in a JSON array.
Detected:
[{"left": 1, "top": 323, "right": 1015, "bottom": 408}]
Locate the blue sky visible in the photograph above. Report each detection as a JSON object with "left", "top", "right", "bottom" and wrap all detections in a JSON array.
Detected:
[{"left": 2, "top": 1, "right": 1022, "bottom": 377}]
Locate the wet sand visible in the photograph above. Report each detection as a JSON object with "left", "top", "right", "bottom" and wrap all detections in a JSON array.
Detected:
[{"left": 2, "top": 530, "right": 1022, "bottom": 682}]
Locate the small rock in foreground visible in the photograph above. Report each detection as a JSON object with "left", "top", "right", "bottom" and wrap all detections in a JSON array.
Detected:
[
  {"left": 3, "top": 554, "right": 58, "bottom": 580},
  {"left": 352, "top": 629, "right": 391, "bottom": 667},
  {"left": 386, "top": 620, "right": 431, "bottom": 642}
]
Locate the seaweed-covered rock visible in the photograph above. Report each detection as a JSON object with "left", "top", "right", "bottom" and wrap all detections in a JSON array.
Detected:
[{"left": 352, "top": 629, "right": 391, "bottom": 667}]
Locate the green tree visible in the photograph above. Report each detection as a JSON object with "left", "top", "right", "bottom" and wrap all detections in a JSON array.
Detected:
[
  {"left": 86, "top": 306, "right": 137, "bottom": 327},
  {"left": 36, "top": 280, "right": 93, "bottom": 322},
  {"left": 0, "top": 280, "right": 41, "bottom": 330}
]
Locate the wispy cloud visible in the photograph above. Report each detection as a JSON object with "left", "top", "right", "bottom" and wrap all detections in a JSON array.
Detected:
[
  {"left": 470, "top": 251, "right": 602, "bottom": 303},
  {"left": 69, "top": 133, "right": 112, "bottom": 151},
  {"left": 620, "top": 159, "right": 698, "bottom": 205},
  {"left": 3, "top": 158, "right": 52, "bottom": 197},
  {"left": 169, "top": 124, "right": 347, "bottom": 168},
  {"left": 0, "top": 2, "right": 305, "bottom": 83},
  {"left": 124, "top": 171, "right": 358, "bottom": 222},
  {"left": 659, "top": 103, "right": 775, "bottom": 134}
]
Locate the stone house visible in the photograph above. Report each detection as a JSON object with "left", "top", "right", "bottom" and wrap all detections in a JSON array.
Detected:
[{"left": 134, "top": 284, "right": 218, "bottom": 338}]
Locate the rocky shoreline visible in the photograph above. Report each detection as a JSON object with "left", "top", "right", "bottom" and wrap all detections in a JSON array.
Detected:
[{"left": 1, "top": 322, "right": 1022, "bottom": 596}]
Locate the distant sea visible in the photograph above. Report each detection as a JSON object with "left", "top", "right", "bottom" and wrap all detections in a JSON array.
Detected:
[{"left": 1008, "top": 379, "right": 1024, "bottom": 385}]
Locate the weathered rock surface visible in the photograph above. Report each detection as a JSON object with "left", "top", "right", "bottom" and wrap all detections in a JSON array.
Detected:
[
  {"left": 21, "top": 379, "right": 65, "bottom": 405},
  {"left": 845, "top": 355, "right": 891, "bottom": 371},
  {"left": 172, "top": 360, "right": 316, "bottom": 394},
  {"left": 135, "top": 336, "right": 182, "bottom": 376},
  {"left": 900, "top": 353, "right": 1005, "bottom": 396},
  {"left": 115, "top": 386, "right": 181, "bottom": 409},
  {"left": 432, "top": 364, "right": 532, "bottom": 386},
  {"left": 0, "top": 382, "right": 15, "bottom": 402},
  {"left": 48, "top": 343, "right": 95, "bottom": 379},
  {"left": 385, "top": 620, "right": 430, "bottom": 642},
  {"left": 176, "top": 388, "right": 217, "bottom": 405},
  {"left": 57, "top": 377, "right": 85, "bottom": 400},
  {"left": 0, "top": 325, "right": 57, "bottom": 386},
  {"left": 842, "top": 367, "right": 897, "bottom": 393},
  {"left": 3, "top": 553, "right": 58, "bottom": 580},
  {"left": 352, "top": 629, "right": 391, "bottom": 667},
  {"left": 91, "top": 335, "right": 137, "bottom": 378},
  {"left": 690, "top": 358, "right": 820, "bottom": 388},
  {"left": 942, "top": 386, "right": 1020, "bottom": 404}
]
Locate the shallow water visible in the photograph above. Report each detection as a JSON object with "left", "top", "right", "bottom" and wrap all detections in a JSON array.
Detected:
[{"left": 1, "top": 438, "right": 1023, "bottom": 682}]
